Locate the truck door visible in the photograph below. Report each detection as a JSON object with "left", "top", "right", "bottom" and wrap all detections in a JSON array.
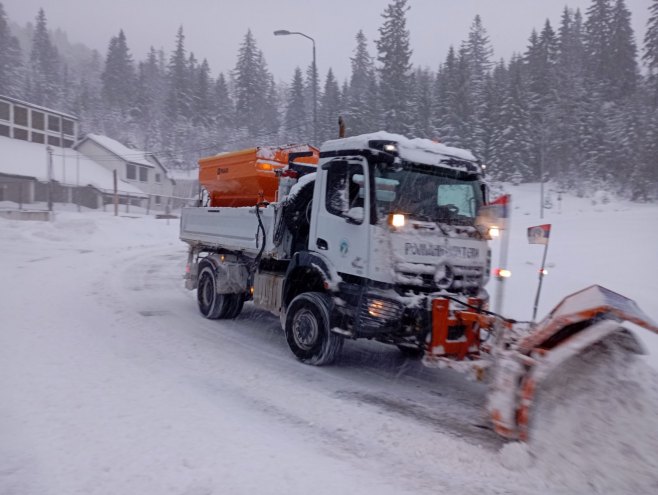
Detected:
[{"left": 311, "top": 158, "right": 370, "bottom": 278}]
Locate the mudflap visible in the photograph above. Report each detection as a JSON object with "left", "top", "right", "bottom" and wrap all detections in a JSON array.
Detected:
[{"left": 488, "top": 285, "right": 657, "bottom": 441}]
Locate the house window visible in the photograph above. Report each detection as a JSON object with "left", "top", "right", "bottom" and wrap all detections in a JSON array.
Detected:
[
  {"left": 62, "top": 119, "right": 74, "bottom": 136},
  {"left": 139, "top": 166, "right": 148, "bottom": 182},
  {"left": 32, "top": 111, "right": 45, "bottom": 130},
  {"left": 154, "top": 195, "right": 161, "bottom": 205},
  {"left": 14, "top": 106, "right": 28, "bottom": 126},
  {"left": 155, "top": 173, "right": 161, "bottom": 183},
  {"left": 47, "top": 135, "right": 61, "bottom": 146},
  {"left": 0, "top": 101, "right": 9, "bottom": 121},
  {"left": 48, "top": 115, "right": 60, "bottom": 132},
  {"left": 127, "top": 164, "right": 136, "bottom": 180},
  {"left": 63, "top": 139, "right": 73, "bottom": 148},
  {"left": 0, "top": 124, "right": 9, "bottom": 137},
  {"left": 32, "top": 132, "right": 45, "bottom": 144},
  {"left": 14, "top": 128, "right": 28, "bottom": 140}
]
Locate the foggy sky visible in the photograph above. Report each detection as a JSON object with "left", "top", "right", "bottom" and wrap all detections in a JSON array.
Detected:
[{"left": 4, "top": 0, "right": 654, "bottom": 83}]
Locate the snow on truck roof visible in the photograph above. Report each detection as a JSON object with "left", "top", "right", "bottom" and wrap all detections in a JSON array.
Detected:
[{"left": 321, "top": 131, "right": 478, "bottom": 170}]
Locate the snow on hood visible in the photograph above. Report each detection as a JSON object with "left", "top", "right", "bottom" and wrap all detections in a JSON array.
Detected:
[{"left": 321, "top": 131, "right": 478, "bottom": 167}]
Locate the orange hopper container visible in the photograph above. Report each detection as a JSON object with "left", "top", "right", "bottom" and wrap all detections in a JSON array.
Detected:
[{"left": 199, "top": 144, "right": 319, "bottom": 207}]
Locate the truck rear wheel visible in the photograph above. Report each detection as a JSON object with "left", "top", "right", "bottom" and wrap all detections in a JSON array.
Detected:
[
  {"left": 284, "top": 292, "right": 343, "bottom": 365},
  {"left": 222, "top": 294, "right": 245, "bottom": 319},
  {"left": 197, "top": 265, "right": 244, "bottom": 319}
]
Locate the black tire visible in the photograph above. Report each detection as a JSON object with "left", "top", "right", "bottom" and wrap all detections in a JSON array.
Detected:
[
  {"left": 197, "top": 265, "right": 225, "bottom": 319},
  {"left": 222, "top": 293, "right": 245, "bottom": 319},
  {"left": 197, "top": 264, "right": 245, "bottom": 320},
  {"left": 284, "top": 292, "right": 343, "bottom": 365},
  {"left": 283, "top": 182, "right": 314, "bottom": 234}
]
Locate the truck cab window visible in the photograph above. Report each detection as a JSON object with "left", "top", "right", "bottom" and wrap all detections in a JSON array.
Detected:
[{"left": 325, "top": 160, "right": 365, "bottom": 221}]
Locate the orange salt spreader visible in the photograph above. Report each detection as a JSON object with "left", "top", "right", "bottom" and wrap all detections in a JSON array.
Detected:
[{"left": 198, "top": 144, "right": 319, "bottom": 207}]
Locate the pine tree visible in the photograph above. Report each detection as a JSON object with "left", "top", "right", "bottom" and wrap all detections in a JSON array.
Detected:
[
  {"left": 135, "top": 47, "right": 166, "bottom": 150},
  {"left": 233, "top": 30, "right": 275, "bottom": 140},
  {"left": 214, "top": 72, "right": 234, "bottom": 137},
  {"left": 101, "top": 29, "right": 135, "bottom": 113},
  {"left": 345, "top": 30, "right": 378, "bottom": 136},
  {"left": 318, "top": 68, "right": 341, "bottom": 142},
  {"left": 608, "top": 0, "right": 638, "bottom": 100},
  {"left": 410, "top": 67, "right": 434, "bottom": 138},
  {"left": 489, "top": 56, "right": 533, "bottom": 181},
  {"left": 552, "top": 8, "right": 588, "bottom": 182},
  {"left": 464, "top": 15, "right": 493, "bottom": 152},
  {"left": 434, "top": 46, "right": 463, "bottom": 146},
  {"left": 524, "top": 20, "right": 558, "bottom": 178},
  {"left": 192, "top": 58, "right": 213, "bottom": 126},
  {"left": 584, "top": 0, "right": 614, "bottom": 98},
  {"left": 166, "top": 27, "right": 193, "bottom": 121},
  {"left": 256, "top": 50, "right": 280, "bottom": 138},
  {"left": 26, "top": 8, "right": 61, "bottom": 107},
  {"left": 0, "top": 2, "right": 23, "bottom": 98},
  {"left": 376, "top": 0, "right": 413, "bottom": 134},
  {"left": 284, "top": 67, "right": 307, "bottom": 142},
  {"left": 643, "top": 0, "right": 658, "bottom": 104},
  {"left": 72, "top": 49, "right": 104, "bottom": 136},
  {"left": 480, "top": 60, "right": 507, "bottom": 166}
]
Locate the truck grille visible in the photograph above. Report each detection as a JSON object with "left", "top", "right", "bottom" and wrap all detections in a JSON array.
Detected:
[{"left": 394, "top": 262, "right": 483, "bottom": 293}]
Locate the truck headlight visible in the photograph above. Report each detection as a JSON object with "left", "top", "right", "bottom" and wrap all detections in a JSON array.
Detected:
[
  {"left": 360, "top": 296, "right": 404, "bottom": 328},
  {"left": 389, "top": 213, "right": 405, "bottom": 228}
]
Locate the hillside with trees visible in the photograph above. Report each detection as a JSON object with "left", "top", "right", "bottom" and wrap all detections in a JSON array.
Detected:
[{"left": 1, "top": 0, "right": 657, "bottom": 199}]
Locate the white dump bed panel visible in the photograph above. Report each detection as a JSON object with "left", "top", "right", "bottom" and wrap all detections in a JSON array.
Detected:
[{"left": 180, "top": 206, "right": 278, "bottom": 257}]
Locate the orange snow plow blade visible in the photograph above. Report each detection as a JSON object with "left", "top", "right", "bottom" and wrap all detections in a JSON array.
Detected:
[{"left": 488, "top": 285, "right": 658, "bottom": 441}]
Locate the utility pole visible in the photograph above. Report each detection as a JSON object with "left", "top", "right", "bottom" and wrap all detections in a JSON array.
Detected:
[
  {"left": 46, "top": 146, "right": 53, "bottom": 211},
  {"left": 113, "top": 169, "right": 118, "bottom": 217}
]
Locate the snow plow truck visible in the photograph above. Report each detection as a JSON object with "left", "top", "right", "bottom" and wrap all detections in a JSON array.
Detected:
[{"left": 180, "top": 132, "right": 658, "bottom": 441}]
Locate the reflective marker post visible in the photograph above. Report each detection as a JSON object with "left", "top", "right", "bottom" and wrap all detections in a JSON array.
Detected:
[
  {"left": 494, "top": 218, "right": 511, "bottom": 315},
  {"left": 528, "top": 224, "right": 552, "bottom": 322}
]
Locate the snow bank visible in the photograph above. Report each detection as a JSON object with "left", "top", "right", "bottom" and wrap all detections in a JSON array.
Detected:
[{"left": 508, "top": 337, "right": 658, "bottom": 494}]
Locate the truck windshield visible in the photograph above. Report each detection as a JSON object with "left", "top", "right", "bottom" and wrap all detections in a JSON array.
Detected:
[{"left": 373, "top": 162, "right": 484, "bottom": 225}]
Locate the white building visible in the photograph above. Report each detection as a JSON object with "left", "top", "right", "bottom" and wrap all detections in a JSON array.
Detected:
[
  {"left": 0, "top": 135, "right": 146, "bottom": 208},
  {"left": 75, "top": 134, "right": 176, "bottom": 209},
  {"left": 0, "top": 95, "right": 78, "bottom": 148}
]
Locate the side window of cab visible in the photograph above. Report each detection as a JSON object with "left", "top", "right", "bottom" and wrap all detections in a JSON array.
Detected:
[{"left": 325, "top": 160, "right": 365, "bottom": 223}]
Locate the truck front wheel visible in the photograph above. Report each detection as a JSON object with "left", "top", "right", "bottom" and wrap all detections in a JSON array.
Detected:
[
  {"left": 285, "top": 292, "right": 343, "bottom": 365},
  {"left": 197, "top": 265, "right": 244, "bottom": 319}
]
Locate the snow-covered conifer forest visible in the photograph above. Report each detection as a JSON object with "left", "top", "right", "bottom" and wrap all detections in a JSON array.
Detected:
[{"left": 1, "top": 0, "right": 657, "bottom": 200}]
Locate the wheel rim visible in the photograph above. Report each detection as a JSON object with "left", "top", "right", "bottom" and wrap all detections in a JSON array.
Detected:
[
  {"left": 292, "top": 308, "right": 319, "bottom": 351},
  {"left": 200, "top": 273, "right": 214, "bottom": 307}
]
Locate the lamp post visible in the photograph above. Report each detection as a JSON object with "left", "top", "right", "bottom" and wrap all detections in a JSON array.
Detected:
[{"left": 274, "top": 29, "right": 317, "bottom": 145}]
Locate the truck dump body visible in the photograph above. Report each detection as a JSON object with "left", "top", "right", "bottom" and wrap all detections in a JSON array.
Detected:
[
  {"left": 199, "top": 145, "right": 319, "bottom": 207},
  {"left": 180, "top": 205, "right": 279, "bottom": 257}
]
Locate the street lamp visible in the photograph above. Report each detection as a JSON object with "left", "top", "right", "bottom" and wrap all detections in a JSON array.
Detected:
[{"left": 274, "top": 29, "right": 317, "bottom": 145}]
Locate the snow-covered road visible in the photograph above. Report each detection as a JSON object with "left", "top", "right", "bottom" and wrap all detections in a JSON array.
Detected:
[
  {"left": 0, "top": 213, "right": 527, "bottom": 495},
  {"left": 2, "top": 187, "right": 658, "bottom": 494}
]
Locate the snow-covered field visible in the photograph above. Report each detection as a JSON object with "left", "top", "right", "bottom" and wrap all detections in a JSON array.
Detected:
[{"left": 1, "top": 184, "right": 657, "bottom": 494}]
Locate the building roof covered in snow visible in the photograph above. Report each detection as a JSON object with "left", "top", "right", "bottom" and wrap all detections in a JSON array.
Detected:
[
  {"left": 0, "top": 136, "right": 145, "bottom": 196},
  {"left": 78, "top": 134, "right": 156, "bottom": 168}
]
